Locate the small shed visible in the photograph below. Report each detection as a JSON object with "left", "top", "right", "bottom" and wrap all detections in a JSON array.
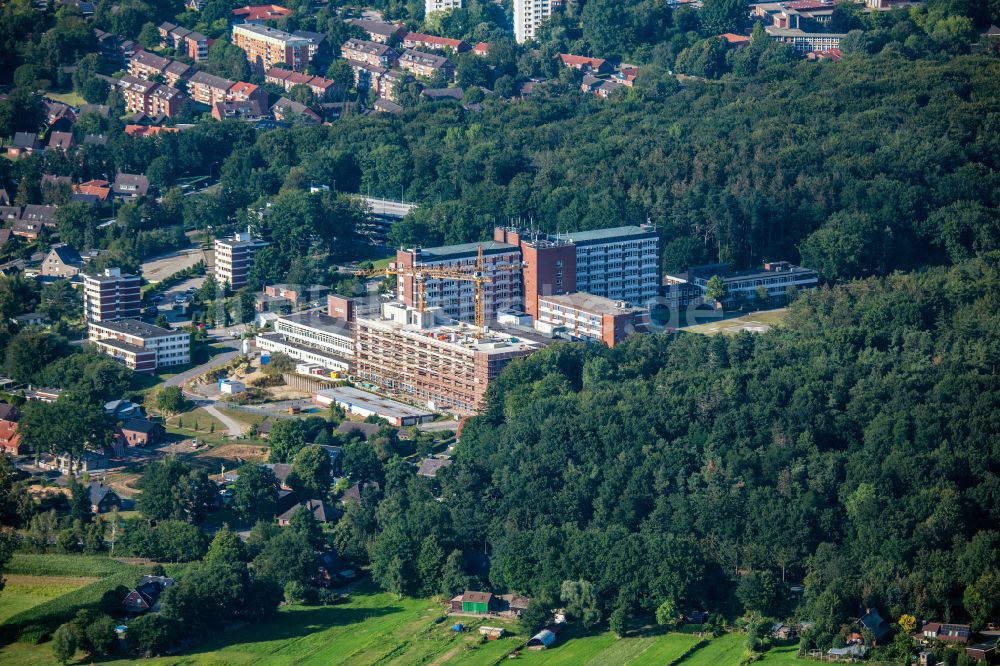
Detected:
[
  {"left": 219, "top": 378, "right": 245, "bottom": 395},
  {"left": 479, "top": 626, "right": 505, "bottom": 639},
  {"left": 460, "top": 591, "right": 494, "bottom": 614}
]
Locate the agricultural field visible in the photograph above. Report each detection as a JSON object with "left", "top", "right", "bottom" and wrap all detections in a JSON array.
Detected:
[
  {"left": 0, "top": 554, "right": 160, "bottom": 660},
  {"left": 0, "top": 575, "right": 97, "bottom": 625}
]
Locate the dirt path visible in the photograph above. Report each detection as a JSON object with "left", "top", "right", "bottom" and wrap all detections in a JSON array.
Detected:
[{"left": 203, "top": 404, "right": 246, "bottom": 437}]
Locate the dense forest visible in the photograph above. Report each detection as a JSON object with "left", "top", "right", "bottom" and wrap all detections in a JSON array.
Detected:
[{"left": 343, "top": 254, "right": 1000, "bottom": 651}]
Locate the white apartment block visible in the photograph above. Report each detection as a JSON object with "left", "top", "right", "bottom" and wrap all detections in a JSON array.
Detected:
[
  {"left": 88, "top": 319, "right": 190, "bottom": 373},
  {"left": 256, "top": 334, "right": 351, "bottom": 372},
  {"left": 425, "top": 0, "right": 461, "bottom": 14},
  {"left": 273, "top": 312, "right": 354, "bottom": 358},
  {"left": 513, "top": 0, "right": 553, "bottom": 43},
  {"left": 214, "top": 232, "right": 269, "bottom": 290},
  {"left": 555, "top": 224, "right": 661, "bottom": 308},
  {"left": 255, "top": 311, "right": 354, "bottom": 372}
]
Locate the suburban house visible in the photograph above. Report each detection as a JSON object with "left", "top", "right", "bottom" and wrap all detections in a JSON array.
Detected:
[
  {"left": 336, "top": 421, "right": 381, "bottom": 440},
  {"left": 88, "top": 482, "right": 122, "bottom": 513},
  {"left": 74, "top": 179, "right": 112, "bottom": 201},
  {"left": 277, "top": 499, "right": 336, "bottom": 526},
  {"left": 270, "top": 97, "right": 321, "bottom": 123},
  {"left": 47, "top": 131, "right": 75, "bottom": 152},
  {"left": 264, "top": 462, "right": 294, "bottom": 490},
  {"left": 123, "top": 575, "right": 174, "bottom": 614},
  {"left": 416, "top": 457, "right": 452, "bottom": 478},
  {"left": 212, "top": 99, "right": 267, "bottom": 121},
  {"left": 113, "top": 173, "right": 151, "bottom": 199},
  {"left": 558, "top": 53, "right": 609, "bottom": 73},
  {"left": 0, "top": 404, "right": 25, "bottom": 455},
  {"left": 20, "top": 204, "right": 57, "bottom": 228},
  {"left": 341, "top": 480, "right": 380, "bottom": 503},
  {"left": 859, "top": 608, "right": 891, "bottom": 645},
  {"left": 7, "top": 132, "right": 42, "bottom": 158},
  {"left": 118, "top": 418, "right": 166, "bottom": 446},
  {"left": 40, "top": 244, "right": 84, "bottom": 278},
  {"left": 105, "top": 399, "right": 143, "bottom": 420},
  {"left": 918, "top": 623, "right": 971, "bottom": 644}
]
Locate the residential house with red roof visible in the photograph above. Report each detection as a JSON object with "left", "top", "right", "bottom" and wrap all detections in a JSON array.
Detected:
[
  {"left": 402, "top": 32, "right": 470, "bottom": 53},
  {"left": 558, "top": 53, "right": 609, "bottom": 74}
]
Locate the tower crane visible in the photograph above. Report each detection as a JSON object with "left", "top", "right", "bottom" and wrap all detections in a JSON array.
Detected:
[{"left": 353, "top": 245, "right": 522, "bottom": 338}]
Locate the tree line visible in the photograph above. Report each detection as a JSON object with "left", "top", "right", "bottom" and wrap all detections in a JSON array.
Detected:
[{"left": 334, "top": 254, "right": 1000, "bottom": 651}]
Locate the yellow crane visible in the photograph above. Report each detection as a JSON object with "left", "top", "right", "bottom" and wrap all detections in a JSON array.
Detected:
[{"left": 353, "top": 245, "right": 521, "bottom": 337}]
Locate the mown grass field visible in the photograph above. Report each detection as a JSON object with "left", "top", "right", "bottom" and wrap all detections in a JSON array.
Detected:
[
  {"left": 515, "top": 626, "right": 703, "bottom": 666},
  {"left": 1, "top": 557, "right": 812, "bottom": 666}
]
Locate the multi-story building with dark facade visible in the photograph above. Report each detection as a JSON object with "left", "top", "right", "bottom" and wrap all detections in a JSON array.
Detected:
[{"left": 83, "top": 268, "right": 142, "bottom": 322}]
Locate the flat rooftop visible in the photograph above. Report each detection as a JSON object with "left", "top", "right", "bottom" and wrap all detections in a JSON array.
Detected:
[
  {"left": 540, "top": 291, "right": 644, "bottom": 315},
  {"left": 84, "top": 271, "right": 140, "bottom": 283},
  {"left": 691, "top": 263, "right": 818, "bottom": 282},
  {"left": 257, "top": 333, "right": 352, "bottom": 366},
  {"left": 277, "top": 311, "right": 352, "bottom": 338},
  {"left": 356, "top": 196, "right": 417, "bottom": 219},
  {"left": 360, "top": 306, "right": 548, "bottom": 356},
  {"left": 315, "top": 386, "right": 435, "bottom": 419},
  {"left": 554, "top": 225, "right": 658, "bottom": 246},
  {"left": 410, "top": 240, "right": 517, "bottom": 262},
  {"left": 90, "top": 319, "right": 179, "bottom": 339},
  {"left": 233, "top": 23, "right": 304, "bottom": 42},
  {"left": 91, "top": 337, "right": 148, "bottom": 354}
]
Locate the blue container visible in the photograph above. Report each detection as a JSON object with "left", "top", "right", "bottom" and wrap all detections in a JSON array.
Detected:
[{"left": 260, "top": 355, "right": 270, "bottom": 365}]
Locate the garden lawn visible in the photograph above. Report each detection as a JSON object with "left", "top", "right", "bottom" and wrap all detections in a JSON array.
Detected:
[{"left": 166, "top": 407, "right": 226, "bottom": 435}]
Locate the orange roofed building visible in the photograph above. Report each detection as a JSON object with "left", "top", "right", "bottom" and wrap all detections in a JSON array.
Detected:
[
  {"left": 558, "top": 53, "right": 609, "bottom": 73},
  {"left": 124, "top": 125, "right": 180, "bottom": 138},
  {"left": 74, "top": 179, "right": 112, "bottom": 201},
  {"left": 0, "top": 404, "right": 26, "bottom": 455},
  {"left": 719, "top": 33, "right": 751, "bottom": 47},
  {"left": 232, "top": 4, "right": 291, "bottom": 22}
]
